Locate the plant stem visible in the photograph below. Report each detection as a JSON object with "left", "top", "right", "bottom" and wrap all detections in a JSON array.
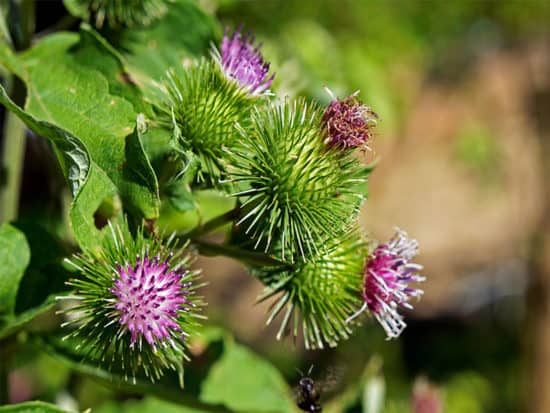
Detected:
[
  {"left": 192, "top": 239, "right": 289, "bottom": 268},
  {"left": 1, "top": 93, "right": 26, "bottom": 223},
  {"left": 8, "top": 0, "right": 35, "bottom": 51},
  {"left": 185, "top": 206, "right": 241, "bottom": 239},
  {"left": 0, "top": 0, "right": 35, "bottom": 223},
  {"left": 183, "top": 206, "right": 291, "bottom": 267}
]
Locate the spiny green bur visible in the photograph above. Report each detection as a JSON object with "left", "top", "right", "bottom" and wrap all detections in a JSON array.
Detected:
[
  {"left": 228, "top": 98, "right": 370, "bottom": 261},
  {"left": 255, "top": 231, "right": 367, "bottom": 349},
  {"left": 164, "top": 60, "right": 263, "bottom": 186}
]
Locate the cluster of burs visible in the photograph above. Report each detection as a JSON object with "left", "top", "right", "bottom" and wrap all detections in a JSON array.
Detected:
[{"left": 63, "top": 0, "right": 425, "bottom": 382}]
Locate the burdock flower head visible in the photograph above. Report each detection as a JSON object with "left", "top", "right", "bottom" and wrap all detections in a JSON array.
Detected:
[
  {"left": 255, "top": 230, "right": 367, "bottom": 350},
  {"left": 217, "top": 28, "right": 274, "bottom": 95},
  {"left": 322, "top": 89, "right": 378, "bottom": 149},
  {"left": 227, "top": 98, "right": 371, "bottom": 261},
  {"left": 110, "top": 255, "right": 191, "bottom": 349},
  {"left": 347, "top": 228, "right": 425, "bottom": 339},
  {"left": 163, "top": 27, "right": 274, "bottom": 186},
  {"left": 60, "top": 222, "right": 203, "bottom": 384}
]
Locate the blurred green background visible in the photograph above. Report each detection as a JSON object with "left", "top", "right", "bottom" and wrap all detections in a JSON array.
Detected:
[{"left": 7, "top": 1, "right": 550, "bottom": 412}]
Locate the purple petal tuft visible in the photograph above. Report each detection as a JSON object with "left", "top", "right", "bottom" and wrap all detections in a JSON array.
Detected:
[
  {"left": 219, "top": 28, "right": 274, "bottom": 95},
  {"left": 109, "top": 255, "right": 191, "bottom": 348},
  {"left": 322, "top": 91, "right": 378, "bottom": 149},
  {"left": 347, "top": 228, "right": 425, "bottom": 339}
]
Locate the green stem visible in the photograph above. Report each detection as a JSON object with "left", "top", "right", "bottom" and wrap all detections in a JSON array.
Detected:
[
  {"left": 1, "top": 96, "right": 26, "bottom": 223},
  {"left": 183, "top": 206, "right": 291, "bottom": 267},
  {"left": 0, "top": 0, "right": 35, "bottom": 223},
  {"left": 8, "top": 0, "right": 35, "bottom": 51},
  {"left": 185, "top": 206, "right": 241, "bottom": 239},
  {"left": 193, "top": 239, "right": 289, "bottom": 268}
]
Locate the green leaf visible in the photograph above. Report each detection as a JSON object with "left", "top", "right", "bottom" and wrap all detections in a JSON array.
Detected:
[
  {"left": 116, "top": 0, "right": 219, "bottom": 87},
  {"left": 0, "top": 401, "right": 73, "bottom": 413},
  {"left": 0, "top": 83, "right": 90, "bottom": 195},
  {"left": 11, "top": 222, "right": 70, "bottom": 313},
  {"left": 121, "top": 117, "right": 160, "bottom": 218},
  {"left": 0, "top": 222, "right": 72, "bottom": 339},
  {"left": 166, "top": 179, "right": 196, "bottom": 212},
  {"left": 19, "top": 33, "right": 159, "bottom": 220},
  {"left": 18, "top": 34, "right": 136, "bottom": 183},
  {"left": 0, "top": 224, "right": 30, "bottom": 316},
  {"left": 0, "top": 84, "right": 116, "bottom": 250},
  {"left": 0, "top": 31, "right": 161, "bottom": 242},
  {"left": 200, "top": 337, "right": 296, "bottom": 413},
  {"left": 71, "top": 24, "right": 152, "bottom": 115}
]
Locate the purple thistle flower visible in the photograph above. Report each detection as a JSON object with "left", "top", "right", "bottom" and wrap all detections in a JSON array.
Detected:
[
  {"left": 61, "top": 222, "right": 203, "bottom": 382},
  {"left": 347, "top": 228, "right": 425, "bottom": 339},
  {"left": 322, "top": 89, "right": 378, "bottom": 149},
  {"left": 218, "top": 28, "right": 274, "bottom": 95},
  {"left": 109, "top": 254, "right": 192, "bottom": 349}
]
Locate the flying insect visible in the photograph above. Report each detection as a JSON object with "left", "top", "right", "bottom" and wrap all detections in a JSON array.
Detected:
[{"left": 296, "top": 367, "right": 322, "bottom": 412}]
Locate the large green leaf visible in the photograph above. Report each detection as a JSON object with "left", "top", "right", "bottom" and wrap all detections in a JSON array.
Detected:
[
  {"left": 17, "top": 33, "right": 155, "bottom": 212},
  {"left": 0, "top": 30, "right": 161, "bottom": 244},
  {"left": 0, "top": 401, "right": 73, "bottom": 413},
  {"left": 0, "top": 84, "right": 116, "bottom": 250},
  {"left": 200, "top": 337, "right": 296, "bottom": 413},
  {"left": 0, "top": 224, "right": 30, "bottom": 316}
]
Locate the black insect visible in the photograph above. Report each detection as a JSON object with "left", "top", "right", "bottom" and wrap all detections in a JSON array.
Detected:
[{"left": 296, "top": 367, "right": 322, "bottom": 412}]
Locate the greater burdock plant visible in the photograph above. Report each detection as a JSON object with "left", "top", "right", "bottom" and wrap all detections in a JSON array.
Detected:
[{"left": 0, "top": 0, "right": 426, "bottom": 409}]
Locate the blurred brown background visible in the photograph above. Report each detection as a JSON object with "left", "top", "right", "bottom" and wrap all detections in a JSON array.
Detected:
[{"left": 194, "top": 1, "right": 550, "bottom": 412}]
